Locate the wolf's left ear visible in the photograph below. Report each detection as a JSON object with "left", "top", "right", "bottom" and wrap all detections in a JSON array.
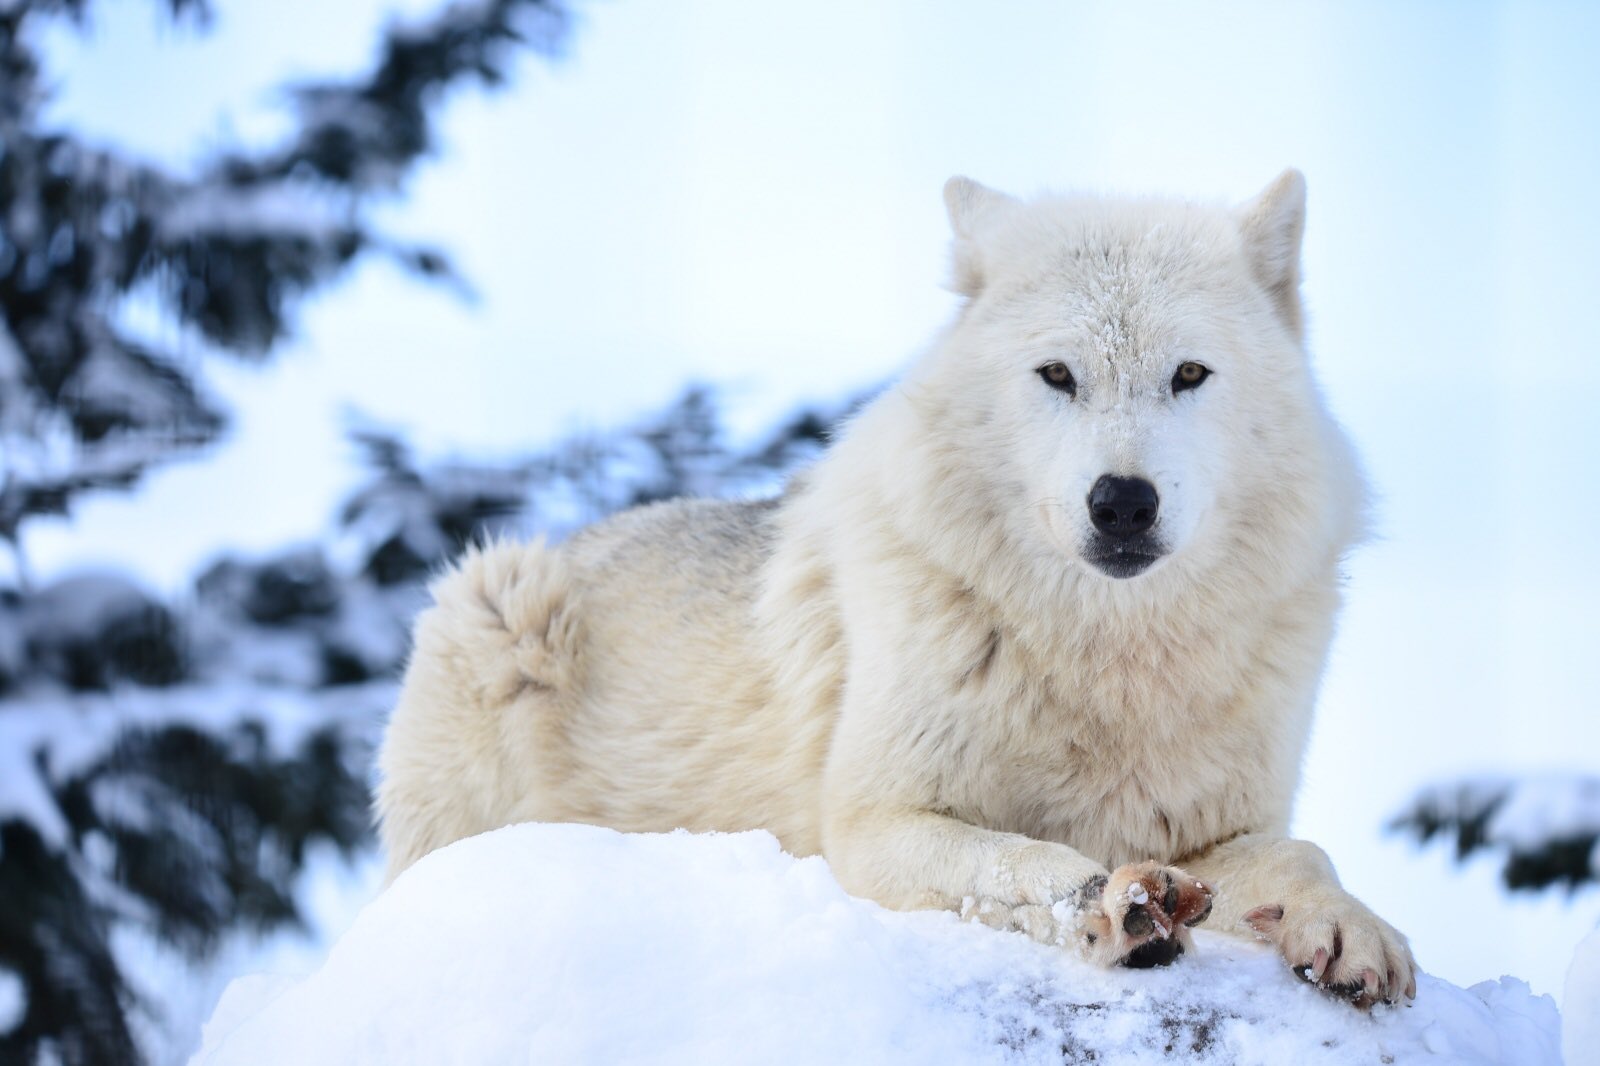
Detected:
[
  {"left": 944, "top": 176, "right": 1019, "bottom": 297},
  {"left": 1237, "top": 169, "right": 1307, "bottom": 338}
]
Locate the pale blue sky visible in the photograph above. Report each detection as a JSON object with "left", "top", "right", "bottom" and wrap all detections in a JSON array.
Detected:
[{"left": 22, "top": 0, "right": 1600, "bottom": 1001}]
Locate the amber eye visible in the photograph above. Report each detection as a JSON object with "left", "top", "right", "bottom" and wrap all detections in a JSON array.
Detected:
[
  {"left": 1172, "top": 361, "right": 1211, "bottom": 394},
  {"left": 1038, "top": 361, "right": 1077, "bottom": 396}
]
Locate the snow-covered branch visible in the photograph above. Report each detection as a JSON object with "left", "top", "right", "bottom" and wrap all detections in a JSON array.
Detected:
[
  {"left": 0, "top": 0, "right": 571, "bottom": 540},
  {"left": 1392, "top": 775, "right": 1600, "bottom": 892}
]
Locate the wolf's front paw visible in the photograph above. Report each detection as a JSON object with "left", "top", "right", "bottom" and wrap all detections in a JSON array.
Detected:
[
  {"left": 1243, "top": 891, "right": 1416, "bottom": 1009},
  {"left": 1085, "top": 861, "right": 1214, "bottom": 968},
  {"left": 962, "top": 861, "right": 1212, "bottom": 969}
]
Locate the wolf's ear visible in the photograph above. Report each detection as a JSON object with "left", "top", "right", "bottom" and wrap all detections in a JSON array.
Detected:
[
  {"left": 1237, "top": 169, "right": 1307, "bottom": 337},
  {"left": 943, "top": 176, "right": 1019, "bottom": 297}
]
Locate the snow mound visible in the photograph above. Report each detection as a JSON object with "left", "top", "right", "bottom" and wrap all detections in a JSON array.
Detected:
[{"left": 191, "top": 825, "right": 1562, "bottom": 1065}]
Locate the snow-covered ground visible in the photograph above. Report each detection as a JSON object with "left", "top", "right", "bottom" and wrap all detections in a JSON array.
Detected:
[{"left": 191, "top": 825, "right": 1565, "bottom": 1066}]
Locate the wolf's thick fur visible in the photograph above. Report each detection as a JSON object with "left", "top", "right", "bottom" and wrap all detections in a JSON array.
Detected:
[{"left": 377, "top": 172, "right": 1415, "bottom": 1003}]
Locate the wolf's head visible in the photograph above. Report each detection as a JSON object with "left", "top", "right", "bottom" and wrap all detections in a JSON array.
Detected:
[{"left": 905, "top": 172, "right": 1363, "bottom": 591}]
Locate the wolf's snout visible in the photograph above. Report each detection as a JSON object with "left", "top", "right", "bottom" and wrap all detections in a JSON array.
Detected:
[{"left": 1087, "top": 476, "right": 1159, "bottom": 539}]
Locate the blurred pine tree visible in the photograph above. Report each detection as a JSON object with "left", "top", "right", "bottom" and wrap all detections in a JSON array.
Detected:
[
  {"left": 1392, "top": 775, "right": 1600, "bottom": 893},
  {"left": 0, "top": 0, "right": 567, "bottom": 565},
  {"left": 0, "top": 1, "right": 571, "bottom": 1061}
]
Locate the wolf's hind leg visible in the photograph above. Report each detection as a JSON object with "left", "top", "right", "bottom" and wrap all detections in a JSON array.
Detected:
[{"left": 375, "top": 539, "right": 581, "bottom": 882}]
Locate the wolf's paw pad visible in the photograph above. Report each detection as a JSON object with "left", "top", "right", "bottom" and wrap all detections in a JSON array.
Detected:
[
  {"left": 1243, "top": 895, "right": 1417, "bottom": 1010},
  {"left": 1079, "top": 861, "right": 1213, "bottom": 968},
  {"left": 958, "top": 862, "right": 1211, "bottom": 968}
]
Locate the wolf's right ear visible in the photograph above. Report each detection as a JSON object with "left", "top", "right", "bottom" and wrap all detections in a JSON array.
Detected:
[
  {"left": 943, "top": 176, "right": 1018, "bottom": 297},
  {"left": 1237, "top": 169, "right": 1308, "bottom": 338}
]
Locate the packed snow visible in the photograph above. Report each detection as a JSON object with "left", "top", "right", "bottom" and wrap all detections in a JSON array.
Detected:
[{"left": 192, "top": 824, "right": 1563, "bottom": 1066}]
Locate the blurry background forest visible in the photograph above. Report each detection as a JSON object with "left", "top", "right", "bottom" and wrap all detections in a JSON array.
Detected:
[{"left": 1, "top": 0, "right": 1597, "bottom": 1062}]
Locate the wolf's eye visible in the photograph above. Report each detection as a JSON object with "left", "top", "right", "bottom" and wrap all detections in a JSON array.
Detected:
[
  {"left": 1172, "top": 361, "right": 1211, "bottom": 394},
  {"left": 1038, "top": 362, "right": 1076, "bottom": 396}
]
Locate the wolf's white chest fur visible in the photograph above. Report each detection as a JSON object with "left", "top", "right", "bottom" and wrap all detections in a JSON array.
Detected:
[{"left": 923, "top": 622, "right": 1280, "bottom": 871}]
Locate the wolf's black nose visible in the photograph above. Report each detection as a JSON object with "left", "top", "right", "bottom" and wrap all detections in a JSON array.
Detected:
[{"left": 1088, "top": 476, "right": 1159, "bottom": 538}]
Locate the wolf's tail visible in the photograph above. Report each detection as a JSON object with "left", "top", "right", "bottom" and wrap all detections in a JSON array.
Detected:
[{"left": 374, "top": 538, "right": 581, "bottom": 881}]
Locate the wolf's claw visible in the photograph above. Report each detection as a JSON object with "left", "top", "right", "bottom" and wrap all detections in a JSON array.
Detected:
[{"left": 1245, "top": 892, "right": 1416, "bottom": 1010}]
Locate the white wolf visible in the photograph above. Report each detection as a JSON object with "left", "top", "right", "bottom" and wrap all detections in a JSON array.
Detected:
[{"left": 376, "top": 171, "right": 1415, "bottom": 1006}]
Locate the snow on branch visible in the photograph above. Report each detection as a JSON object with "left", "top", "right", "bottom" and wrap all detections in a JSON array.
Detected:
[
  {"left": 1391, "top": 775, "right": 1600, "bottom": 892},
  {"left": 217, "top": 0, "right": 570, "bottom": 190},
  {"left": 0, "top": 0, "right": 570, "bottom": 538}
]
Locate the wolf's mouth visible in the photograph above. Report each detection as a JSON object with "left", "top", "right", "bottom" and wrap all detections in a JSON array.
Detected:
[{"left": 1083, "top": 536, "right": 1167, "bottom": 579}]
